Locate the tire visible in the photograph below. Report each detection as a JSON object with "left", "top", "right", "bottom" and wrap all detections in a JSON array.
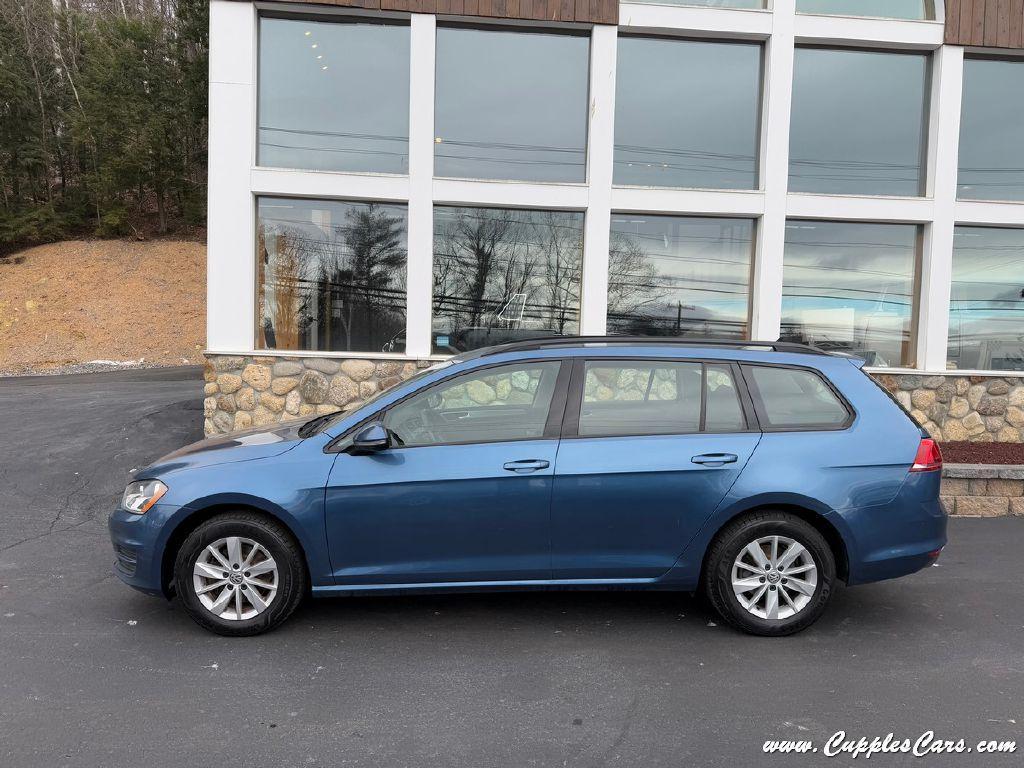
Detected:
[
  {"left": 174, "top": 511, "right": 308, "bottom": 637},
  {"left": 703, "top": 511, "right": 835, "bottom": 637}
]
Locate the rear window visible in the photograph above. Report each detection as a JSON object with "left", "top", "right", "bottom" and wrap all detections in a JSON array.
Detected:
[{"left": 744, "top": 365, "right": 850, "bottom": 429}]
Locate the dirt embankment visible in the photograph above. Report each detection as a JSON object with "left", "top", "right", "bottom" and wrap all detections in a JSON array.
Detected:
[{"left": 0, "top": 239, "right": 205, "bottom": 375}]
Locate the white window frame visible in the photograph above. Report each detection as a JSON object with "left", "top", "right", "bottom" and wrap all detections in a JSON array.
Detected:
[{"left": 206, "top": 0, "right": 1024, "bottom": 375}]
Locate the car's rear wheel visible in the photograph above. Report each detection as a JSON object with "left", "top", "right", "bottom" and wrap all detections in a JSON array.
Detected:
[
  {"left": 174, "top": 511, "right": 307, "bottom": 637},
  {"left": 704, "top": 511, "right": 835, "bottom": 636}
]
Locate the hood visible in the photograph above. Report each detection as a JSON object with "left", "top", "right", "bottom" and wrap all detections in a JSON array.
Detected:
[{"left": 136, "top": 421, "right": 308, "bottom": 479}]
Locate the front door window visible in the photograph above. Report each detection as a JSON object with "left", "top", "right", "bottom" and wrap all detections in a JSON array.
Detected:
[{"left": 384, "top": 361, "right": 562, "bottom": 447}]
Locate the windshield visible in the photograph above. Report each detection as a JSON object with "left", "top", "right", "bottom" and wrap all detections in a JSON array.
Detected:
[{"left": 298, "top": 360, "right": 454, "bottom": 437}]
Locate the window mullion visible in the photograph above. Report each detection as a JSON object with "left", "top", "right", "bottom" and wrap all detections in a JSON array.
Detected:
[
  {"left": 917, "top": 45, "right": 963, "bottom": 372},
  {"left": 751, "top": 0, "right": 796, "bottom": 342},
  {"left": 405, "top": 13, "right": 437, "bottom": 359},
  {"left": 580, "top": 24, "right": 618, "bottom": 336}
]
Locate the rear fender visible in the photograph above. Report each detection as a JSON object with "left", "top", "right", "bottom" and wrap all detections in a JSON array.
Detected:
[{"left": 658, "top": 492, "right": 843, "bottom": 588}]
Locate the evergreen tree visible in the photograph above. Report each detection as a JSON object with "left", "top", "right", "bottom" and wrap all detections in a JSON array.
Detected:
[{"left": 0, "top": 0, "right": 209, "bottom": 251}]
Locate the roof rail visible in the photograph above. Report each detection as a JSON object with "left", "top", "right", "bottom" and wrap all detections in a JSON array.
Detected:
[{"left": 460, "top": 335, "right": 831, "bottom": 359}]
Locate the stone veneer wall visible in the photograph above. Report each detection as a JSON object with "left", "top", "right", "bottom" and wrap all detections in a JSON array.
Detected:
[
  {"left": 203, "top": 354, "right": 1024, "bottom": 443},
  {"left": 203, "top": 355, "right": 432, "bottom": 435},
  {"left": 872, "top": 374, "right": 1024, "bottom": 443},
  {"left": 942, "top": 465, "right": 1024, "bottom": 517}
]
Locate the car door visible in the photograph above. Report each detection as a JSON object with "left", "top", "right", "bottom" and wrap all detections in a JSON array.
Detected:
[
  {"left": 324, "top": 359, "right": 570, "bottom": 586},
  {"left": 550, "top": 358, "right": 762, "bottom": 580}
]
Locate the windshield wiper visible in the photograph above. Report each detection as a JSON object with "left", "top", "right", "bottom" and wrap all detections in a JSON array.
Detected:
[{"left": 297, "top": 412, "right": 338, "bottom": 438}]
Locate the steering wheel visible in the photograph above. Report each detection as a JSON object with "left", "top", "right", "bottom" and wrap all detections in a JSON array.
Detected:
[{"left": 390, "top": 414, "right": 439, "bottom": 446}]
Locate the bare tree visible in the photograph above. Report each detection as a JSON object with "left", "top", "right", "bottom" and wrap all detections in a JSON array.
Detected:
[
  {"left": 606, "top": 230, "right": 664, "bottom": 322},
  {"left": 263, "top": 230, "right": 306, "bottom": 350},
  {"left": 307, "top": 204, "right": 406, "bottom": 351},
  {"left": 435, "top": 208, "right": 518, "bottom": 330},
  {"left": 539, "top": 211, "right": 583, "bottom": 334}
]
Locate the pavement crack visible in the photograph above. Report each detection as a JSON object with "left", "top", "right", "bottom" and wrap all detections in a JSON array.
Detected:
[
  {"left": 591, "top": 693, "right": 639, "bottom": 767},
  {"left": 1, "top": 517, "right": 96, "bottom": 554}
]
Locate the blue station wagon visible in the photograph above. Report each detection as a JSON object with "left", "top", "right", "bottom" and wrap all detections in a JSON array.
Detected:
[{"left": 109, "top": 337, "right": 947, "bottom": 636}]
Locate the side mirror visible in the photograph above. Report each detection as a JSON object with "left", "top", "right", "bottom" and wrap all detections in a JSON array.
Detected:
[{"left": 349, "top": 422, "right": 391, "bottom": 454}]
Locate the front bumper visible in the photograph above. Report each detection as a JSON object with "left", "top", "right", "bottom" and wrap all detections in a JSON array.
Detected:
[{"left": 108, "top": 504, "right": 180, "bottom": 597}]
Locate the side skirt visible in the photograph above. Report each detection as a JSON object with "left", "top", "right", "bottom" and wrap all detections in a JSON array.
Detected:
[{"left": 312, "top": 577, "right": 694, "bottom": 598}]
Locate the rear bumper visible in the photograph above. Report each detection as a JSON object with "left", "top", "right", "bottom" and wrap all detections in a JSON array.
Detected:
[
  {"left": 830, "top": 471, "right": 947, "bottom": 586},
  {"left": 849, "top": 544, "right": 944, "bottom": 584},
  {"left": 108, "top": 505, "right": 179, "bottom": 597}
]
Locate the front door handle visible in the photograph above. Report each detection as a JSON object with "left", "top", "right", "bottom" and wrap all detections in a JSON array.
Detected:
[
  {"left": 691, "top": 453, "right": 738, "bottom": 467},
  {"left": 503, "top": 459, "right": 550, "bottom": 474}
]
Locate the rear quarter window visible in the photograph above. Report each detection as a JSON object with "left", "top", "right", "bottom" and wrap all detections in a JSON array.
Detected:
[{"left": 744, "top": 365, "right": 851, "bottom": 430}]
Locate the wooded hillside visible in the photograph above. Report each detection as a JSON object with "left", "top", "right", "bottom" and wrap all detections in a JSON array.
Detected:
[{"left": 0, "top": 0, "right": 208, "bottom": 252}]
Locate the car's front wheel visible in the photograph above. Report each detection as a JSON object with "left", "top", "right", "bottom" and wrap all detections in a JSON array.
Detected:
[
  {"left": 704, "top": 511, "right": 836, "bottom": 636},
  {"left": 174, "top": 511, "right": 307, "bottom": 636}
]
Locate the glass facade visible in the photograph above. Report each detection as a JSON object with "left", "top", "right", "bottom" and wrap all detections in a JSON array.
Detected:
[
  {"left": 434, "top": 27, "right": 589, "bottom": 183},
  {"left": 781, "top": 221, "right": 919, "bottom": 368},
  {"left": 257, "top": 17, "right": 410, "bottom": 174},
  {"left": 958, "top": 58, "right": 1024, "bottom": 202},
  {"left": 796, "top": 0, "right": 935, "bottom": 20},
  {"left": 431, "top": 207, "right": 585, "bottom": 354},
  {"left": 607, "top": 215, "right": 753, "bottom": 339},
  {"left": 614, "top": 37, "right": 762, "bottom": 190},
  {"left": 233, "top": 7, "right": 1024, "bottom": 376},
  {"left": 257, "top": 197, "right": 409, "bottom": 354},
  {"left": 789, "top": 48, "right": 929, "bottom": 197},
  {"left": 947, "top": 227, "right": 1024, "bottom": 372}
]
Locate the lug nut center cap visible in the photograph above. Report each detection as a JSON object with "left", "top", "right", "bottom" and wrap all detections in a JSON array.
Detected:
[
  {"left": 766, "top": 571, "right": 781, "bottom": 584},
  {"left": 228, "top": 572, "right": 244, "bottom": 585}
]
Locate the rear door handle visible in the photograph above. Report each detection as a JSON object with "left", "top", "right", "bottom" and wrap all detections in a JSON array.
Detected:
[
  {"left": 503, "top": 459, "right": 550, "bottom": 473},
  {"left": 691, "top": 453, "right": 738, "bottom": 467}
]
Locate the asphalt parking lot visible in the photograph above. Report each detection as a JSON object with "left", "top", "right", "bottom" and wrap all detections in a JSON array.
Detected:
[{"left": 0, "top": 367, "right": 1021, "bottom": 767}]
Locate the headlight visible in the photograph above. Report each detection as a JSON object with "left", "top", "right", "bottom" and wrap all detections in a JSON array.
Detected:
[{"left": 122, "top": 480, "right": 168, "bottom": 514}]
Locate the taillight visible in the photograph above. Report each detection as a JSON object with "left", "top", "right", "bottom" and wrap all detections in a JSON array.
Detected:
[{"left": 909, "top": 438, "right": 942, "bottom": 472}]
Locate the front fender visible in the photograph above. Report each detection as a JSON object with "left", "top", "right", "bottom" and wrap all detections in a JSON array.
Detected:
[
  {"left": 173, "top": 492, "right": 331, "bottom": 583},
  {"left": 153, "top": 441, "right": 336, "bottom": 589}
]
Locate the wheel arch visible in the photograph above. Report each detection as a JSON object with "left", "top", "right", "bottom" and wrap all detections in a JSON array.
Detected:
[
  {"left": 159, "top": 500, "right": 312, "bottom": 599},
  {"left": 696, "top": 501, "right": 850, "bottom": 586}
]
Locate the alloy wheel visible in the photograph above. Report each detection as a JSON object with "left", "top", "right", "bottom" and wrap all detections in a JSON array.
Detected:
[
  {"left": 192, "top": 536, "right": 279, "bottom": 621},
  {"left": 731, "top": 535, "right": 818, "bottom": 620}
]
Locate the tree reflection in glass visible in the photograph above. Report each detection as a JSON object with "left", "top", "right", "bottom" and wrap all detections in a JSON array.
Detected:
[
  {"left": 257, "top": 197, "right": 408, "bottom": 353},
  {"left": 607, "top": 216, "right": 753, "bottom": 339},
  {"left": 780, "top": 221, "right": 918, "bottom": 367},
  {"left": 948, "top": 227, "right": 1024, "bottom": 372},
  {"left": 431, "top": 207, "right": 584, "bottom": 354}
]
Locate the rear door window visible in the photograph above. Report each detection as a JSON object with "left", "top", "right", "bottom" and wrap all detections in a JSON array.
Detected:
[
  {"left": 579, "top": 361, "right": 700, "bottom": 437},
  {"left": 705, "top": 363, "right": 746, "bottom": 432},
  {"left": 744, "top": 365, "right": 850, "bottom": 429},
  {"left": 576, "top": 360, "right": 748, "bottom": 437}
]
